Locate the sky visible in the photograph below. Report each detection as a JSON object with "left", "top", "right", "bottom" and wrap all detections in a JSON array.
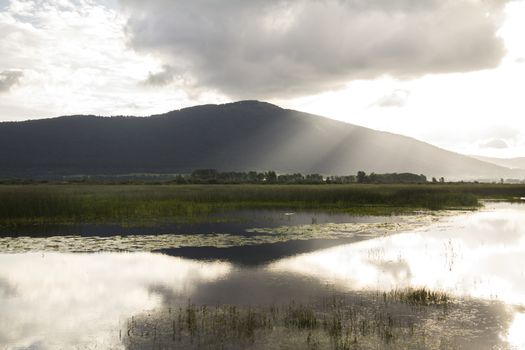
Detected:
[{"left": 0, "top": 0, "right": 524, "bottom": 158}]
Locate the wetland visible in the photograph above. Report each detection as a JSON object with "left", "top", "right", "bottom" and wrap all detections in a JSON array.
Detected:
[{"left": 0, "top": 185, "right": 524, "bottom": 349}]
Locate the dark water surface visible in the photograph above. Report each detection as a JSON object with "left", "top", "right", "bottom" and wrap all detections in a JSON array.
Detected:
[{"left": 0, "top": 203, "right": 524, "bottom": 349}]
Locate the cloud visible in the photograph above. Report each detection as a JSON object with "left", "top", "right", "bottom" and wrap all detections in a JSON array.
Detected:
[
  {"left": 0, "top": 0, "right": 196, "bottom": 120},
  {"left": 121, "top": 0, "right": 508, "bottom": 99},
  {"left": 373, "top": 89, "right": 410, "bottom": 108},
  {"left": 144, "top": 65, "right": 175, "bottom": 86},
  {"left": 480, "top": 125, "right": 521, "bottom": 142},
  {"left": 0, "top": 70, "right": 23, "bottom": 93},
  {"left": 480, "top": 139, "right": 509, "bottom": 149}
]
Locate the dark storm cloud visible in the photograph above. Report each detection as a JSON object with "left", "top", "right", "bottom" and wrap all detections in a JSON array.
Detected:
[
  {"left": 121, "top": 0, "right": 507, "bottom": 98},
  {"left": 0, "top": 70, "right": 23, "bottom": 93}
]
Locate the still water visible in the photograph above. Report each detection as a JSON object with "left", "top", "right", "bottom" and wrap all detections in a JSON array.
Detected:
[{"left": 0, "top": 203, "right": 524, "bottom": 349}]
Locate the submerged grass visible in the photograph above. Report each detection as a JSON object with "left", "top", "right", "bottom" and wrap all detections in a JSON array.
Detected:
[
  {"left": 123, "top": 289, "right": 455, "bottom": 350},
  {"left": 0, "top": 183, "right": 522, "bottom": 227}
]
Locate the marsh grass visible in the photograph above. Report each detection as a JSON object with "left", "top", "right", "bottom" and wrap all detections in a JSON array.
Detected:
[
  {"left": 1, "top": 183, "right": 521, "bottom": 228},
  {"left": 387, "top": 287, "right": 450, "bottom": 306},
  {"left": 123, "top": 289, "right": 453, "bottom": 350}
]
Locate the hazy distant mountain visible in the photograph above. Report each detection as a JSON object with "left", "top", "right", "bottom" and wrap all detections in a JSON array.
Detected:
[
  {"left": 0, "top": 100, "right": 518, "bottom": 179},
  {"left": 471, "top": 155, "right": 525, "bottom": 171}
]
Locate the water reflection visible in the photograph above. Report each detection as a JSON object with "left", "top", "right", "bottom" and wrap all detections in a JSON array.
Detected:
[
  {"left": 156, "top": 237, "right": 360, "bottom": 265},
  {"left": 0, "top": 213, "right": 438, "bottom": 254},
  {"left": 268, "top": 203, "right": 525, "bottom": 306},
  {"left": 0, "top": 203, "right": 524, "bottom": 349},
  {"left": 507, "top": 311, "right": 525, "bottom": 349},
  {"left": 0, "top": 253, "right": 231, "bottom": 349}
]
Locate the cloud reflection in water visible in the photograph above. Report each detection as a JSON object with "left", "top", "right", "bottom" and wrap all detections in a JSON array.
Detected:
[{"left": 0, "top": 253, "right": 231, "bottom": 349}]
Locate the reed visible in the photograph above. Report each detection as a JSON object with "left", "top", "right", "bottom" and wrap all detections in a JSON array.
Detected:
[
  {"left": 1, "top": 183, "right": 519, "bottom": 227},
  {"left": 123, "top": 289, "right": 453, "bottom": 350}
]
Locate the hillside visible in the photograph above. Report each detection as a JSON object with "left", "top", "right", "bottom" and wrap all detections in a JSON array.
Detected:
[{"left": 0, "top": 100, "right": 516, "bottom": 179}]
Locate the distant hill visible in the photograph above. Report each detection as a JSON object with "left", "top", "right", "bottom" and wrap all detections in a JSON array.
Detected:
[
  {"left": 471, "top": 155, "right": 525, "bottom": 171},
  {"left": 0, "top": 100, "right": 519, "bottom": 179}
]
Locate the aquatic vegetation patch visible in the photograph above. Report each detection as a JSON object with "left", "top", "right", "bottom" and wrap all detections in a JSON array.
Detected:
[
  {"left": 0, "top": 211, "right": 454, "bottom": 253},
  {"left": 386, "top": 287, "right": 450, "bottom": 306},
  {"left": 122, "top": 291, "right": 509, "bottom": 350}
]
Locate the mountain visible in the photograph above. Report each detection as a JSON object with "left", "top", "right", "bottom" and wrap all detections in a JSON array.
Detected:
[
  {"left": 471, "top": 155, "right": 525, "bottom": 171},
  {"left": 0, "top": 100, "right": 519, "bottom": 179}
]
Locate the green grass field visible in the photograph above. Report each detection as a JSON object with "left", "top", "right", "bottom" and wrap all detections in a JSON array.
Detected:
[{"left": 0, "top": 183, "right": 523, "bottom": 227}]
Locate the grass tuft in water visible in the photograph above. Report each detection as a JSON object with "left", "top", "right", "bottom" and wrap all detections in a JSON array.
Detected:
[
  {"left": 387, "top": 287, "right": 450, "bottom": 306},
  {"left": 123, "top": 290, "right": 455, "bottom": 350}
]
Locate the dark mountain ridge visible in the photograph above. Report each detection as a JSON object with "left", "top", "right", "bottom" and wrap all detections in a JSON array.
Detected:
[{"left": 0, "top": 100, "right": 517, "bottom": 179}]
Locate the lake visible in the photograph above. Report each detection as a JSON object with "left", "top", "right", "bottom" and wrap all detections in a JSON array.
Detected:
[{"left": 0, "top": 202, "right": 524, "bottom": 349}]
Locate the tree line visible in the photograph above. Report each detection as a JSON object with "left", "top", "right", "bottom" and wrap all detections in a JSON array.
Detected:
[
  {"left": 170, "top": 169, "right": 428, "bottom": 184},
  {"left": 0, "top": 170, "right": 432, "bottom": 184}
]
